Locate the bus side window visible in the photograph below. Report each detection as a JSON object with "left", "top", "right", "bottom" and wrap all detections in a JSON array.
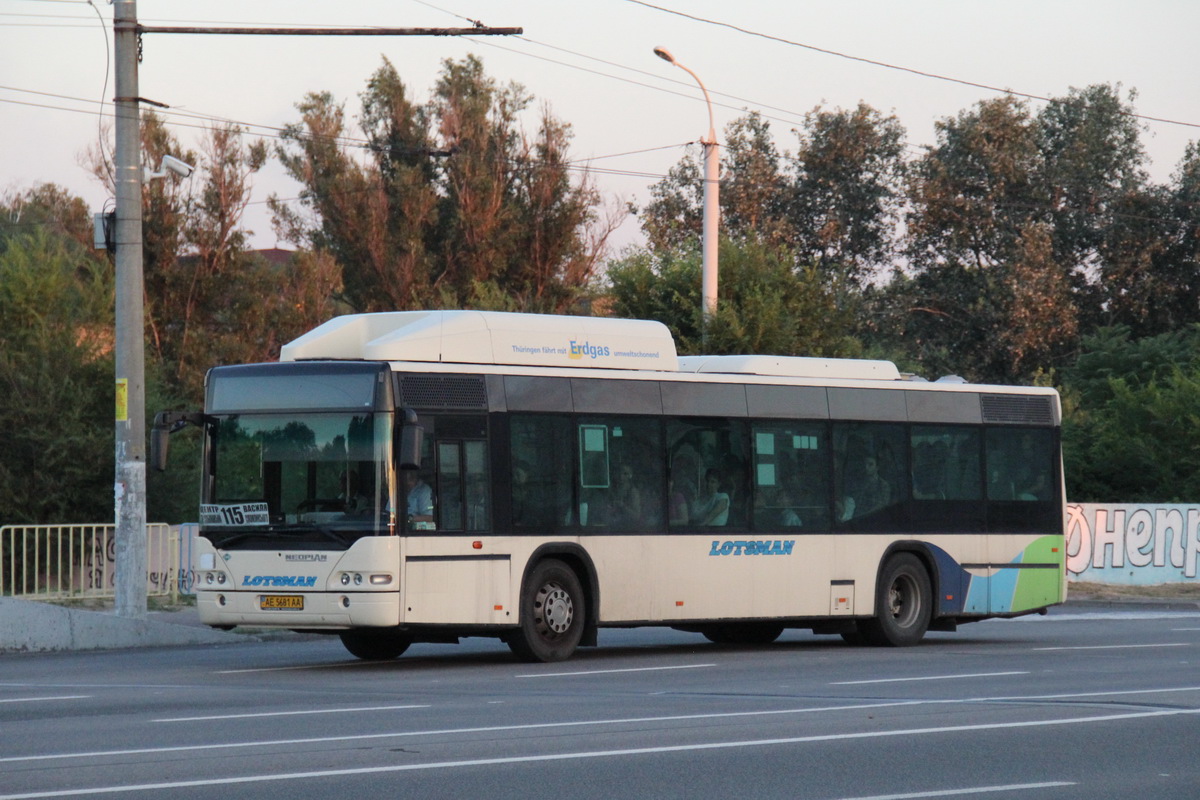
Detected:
[
  {"left": 910, "top": 426, "right": 984, "bottom": 533},
  {"left": 985, "top": 427, "right": 1058, "bottom": 532},
  {"left": 667, "top": 418, "right": 749, "bottom": 529},
  {"left": 434, "top": 439, "right": 490, "bottom": 532},
  {"left": 464, "top": 441, "right": 489, "bottom": 531},
  {"left": 833, "top": 423, "right": 905, "bottom": 528},
  {"left": 576, "top": 417, "right": 663, "bottom": 531},
  {"left": 752, "top": 423, "right": 829, "bottom": 531},
  {"left": 510, "top": 415, "right": 573, "bottom": 530}
]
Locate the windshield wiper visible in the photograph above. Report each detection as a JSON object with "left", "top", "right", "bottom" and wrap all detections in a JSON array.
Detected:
[
  {"left": 310, "top": 525, "right": 353, "bottom": 547},
  {"left": 207, "top": 524, "right": 351, "bottom": 549}
]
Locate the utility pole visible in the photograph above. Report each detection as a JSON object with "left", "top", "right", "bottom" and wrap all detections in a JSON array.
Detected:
[
  {"left": 112, "top": 0, "right": 146, "bottom": 618},
  {"left": 107, "top": 7, "right": 521, "bottom": 618}
]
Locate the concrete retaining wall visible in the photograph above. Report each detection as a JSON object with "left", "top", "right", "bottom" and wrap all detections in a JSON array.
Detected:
[{"left": 1067, "top": 503, "right": 1200, "bottom": 585}]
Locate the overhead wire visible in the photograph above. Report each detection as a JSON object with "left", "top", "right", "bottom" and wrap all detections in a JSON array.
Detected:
[
  {"left": 11, "top": 0, "right": 1200, "bottom": 133},
  {"left": 622, "top": 0, "right": 1200, "bottom": 131},
  {"left": 6, "top": 0, "right": 1197, "bottom": 228}
]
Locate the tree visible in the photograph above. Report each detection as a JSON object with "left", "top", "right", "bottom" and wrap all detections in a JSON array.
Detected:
[
  {"left": 885, "top": 96, "right": 1084, "bottom": 383},
  {"left": 1095, "top": 142, "right": 1200, "bottom": 337},
  {"left": 639, "top": 105, "right": 905, "bottom": 278},
  {"left": 906, "top": 96, "right": 1042, "bottom": 271},
  {"left": 606, "top": 239, "right": 861, "bottom": 358},
  {"left": 1061, "top": 326, "right": 1200, "bottom": 501},
  {"left": 0, "top": 190, "right": 114, "bottom": 524},
  {"left": 93, "top": 113, "right": 339, "bottom": 400},
  {"left": 1036, "top": 84, "right": 1146, "bottom": 270},
  {"left": 273, "top": 55, "right": 613, "bottom": 315},
  {"left": 1003, "top": 223, "right": 1078, "bottom": 376},
  {"left": 639, "top": 148, "right": 704, "bottom": 251},
  {"left": 787, "top": 102, "right": 906, "bottom": 283},
  {"left": 719, "top": 113, "right": 790, "bottom": 246}
]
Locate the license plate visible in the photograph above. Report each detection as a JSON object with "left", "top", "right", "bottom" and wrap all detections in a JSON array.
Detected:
[{"left": 260, "top": 595, "right": 304, "bottom": 610}]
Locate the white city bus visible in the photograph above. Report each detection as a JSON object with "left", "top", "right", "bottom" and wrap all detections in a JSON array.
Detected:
[{"left": 153, "top": 310, "right": 1066, "bottom": 662}]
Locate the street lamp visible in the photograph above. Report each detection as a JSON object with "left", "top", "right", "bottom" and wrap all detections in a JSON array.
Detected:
[{"left": 654, "top": 46, "right": 719, "bottom": 335}]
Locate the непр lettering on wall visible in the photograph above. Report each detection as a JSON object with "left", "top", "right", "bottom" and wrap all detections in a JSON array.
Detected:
[{"left": 1066, "top": 503, "right": 1200, "bottom": 585}]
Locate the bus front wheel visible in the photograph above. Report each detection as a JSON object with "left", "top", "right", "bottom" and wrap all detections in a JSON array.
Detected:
[
  {"left": 508, "top": 559, "right": 585, "bottom": 663},
  {"left": 339, "top": 628, "right": 412, "bottom": 660},
  {"left": 860, "top": 554, "right": 931, "bottom": 647}
]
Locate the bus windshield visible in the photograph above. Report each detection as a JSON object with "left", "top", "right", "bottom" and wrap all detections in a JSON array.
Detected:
[{"left": 203, "top": 411, "right": 393, "bottom": 545}]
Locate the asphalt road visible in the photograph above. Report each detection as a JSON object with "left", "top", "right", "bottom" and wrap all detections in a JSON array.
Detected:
[{"left": 2, "top": 606, "right": 1199, "bottom": 799}]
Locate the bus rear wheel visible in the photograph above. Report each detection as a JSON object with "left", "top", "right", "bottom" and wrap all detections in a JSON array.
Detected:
[
  {"left": 860, "top": 553, "right": 931, "bottom": 647},
  {"left": 339, "top": 628, "right": 412, "bottom": 660},
  {"left": 508, "top": 559, "right": 585, "bottom": 663}
]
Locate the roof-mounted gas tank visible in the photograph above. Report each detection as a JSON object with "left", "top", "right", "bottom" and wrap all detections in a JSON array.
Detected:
[{"left": 280, "top": 310, "right": 680, "bottom": 371}]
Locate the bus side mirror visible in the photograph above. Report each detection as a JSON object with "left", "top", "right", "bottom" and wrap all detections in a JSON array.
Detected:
[
  {"left": 399, "top": 424, "right": 424, "bottom": 470},
  {"left": 397, "top": 408, "right": 423, "bottom": 470},
  {"left": 150, "top": 410, "right": 205, "bottom": 472},
  {"left": 150, "top": 425, "right": 171, "bottom": 472}
]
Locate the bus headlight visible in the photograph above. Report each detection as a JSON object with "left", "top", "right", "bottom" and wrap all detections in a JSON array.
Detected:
[
  {"left": 340, "top": 573, "right": 351, "bottom": 586},
  {"left": 369, "top": 574, "right": 393, "bottom": 586}
]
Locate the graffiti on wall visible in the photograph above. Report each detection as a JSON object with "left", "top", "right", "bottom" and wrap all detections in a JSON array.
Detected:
[{"left": 1066, "top": 503, "right": 1200, "bottom": 584}]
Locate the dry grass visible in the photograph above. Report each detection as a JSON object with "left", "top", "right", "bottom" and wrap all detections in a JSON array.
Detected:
[{"left": 1068, "top": 580, "right": 1200, "bottom": 601}]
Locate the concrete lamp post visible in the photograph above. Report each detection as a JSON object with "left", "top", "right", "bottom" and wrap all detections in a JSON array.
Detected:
[{"left": 654, "top": 46, "right": 719, "bottom": 338}]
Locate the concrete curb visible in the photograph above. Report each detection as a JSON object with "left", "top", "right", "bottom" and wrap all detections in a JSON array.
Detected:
[
  {"left": 0, "top": 597, "right": 241, "bottom": 654},
  {"left": 3, "top": 593, "right": 1196, "bottom": 654}
]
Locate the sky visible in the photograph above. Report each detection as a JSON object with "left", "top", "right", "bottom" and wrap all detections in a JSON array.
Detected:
[{"left": 4, "top": 0, "right": 1199, "bottom": 255}]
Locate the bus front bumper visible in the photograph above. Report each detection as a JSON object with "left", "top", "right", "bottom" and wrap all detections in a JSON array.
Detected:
[{"left": 196, "top": 589, "right": 402, "bottom": 629}]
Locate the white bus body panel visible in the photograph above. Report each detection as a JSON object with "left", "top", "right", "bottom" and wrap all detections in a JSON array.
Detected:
[{"left": 194, "top": 529, "right": 1038, "bottom": 629}]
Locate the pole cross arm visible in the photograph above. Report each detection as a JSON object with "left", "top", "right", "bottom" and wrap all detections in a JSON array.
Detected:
[{"left": 137, "top": 25, "right": 523, "bottom": 36}]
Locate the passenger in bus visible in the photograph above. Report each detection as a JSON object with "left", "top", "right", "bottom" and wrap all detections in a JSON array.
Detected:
[
  {"left": 911, "top": 443, "right": 946, "bottom": 500},
  {"left": 611, "top": 462, "right": 644, "bottom": 527},
  {"left": 841, "top": 454, "right": 891, "bottom": 520},
  {"left": 338, "top": 469, "right": 370, "bottom": 512},
  {"left": 465, "top": 475, "right": 488, "bottom": 530},
  {"left": 754, "top": 484, "right": 800, "bottom": 528},
  {"left": 402, "top": 469, "right": 435, "bottom": 527},
  {"left": 693, "top": 468, "right": 730, "bottom": 526},
  {"left": 776, "top": 482, "right": 803, "bottom": 527},
  {"left": 1014, "top": 434, "right": 1050, "bottom": 500},
  {"left": 668, "top": 473, "right": 690, "bottom": 526},
  {"left": 511, "top": 461, "right": 535, "bottom": 525},
  {"left": 987, "top": 450, "right": 1014, "bottom": 500}
]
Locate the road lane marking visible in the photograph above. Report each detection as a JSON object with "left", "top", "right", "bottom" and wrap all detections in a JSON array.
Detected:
[
  {"left": 216, "top": 661, "right": 379, "bottom": 674},
  {"left": 155, "top": 704, "right": 430, "bottom": 722},
  {"left": 1, "top": 710, "right": 1192, "bottom": 799},
  {"left": 832, "top": 672, "right": 1027, "bottom": 685},
  {"left": 0, "top": 696, "right": 90, "bottom": 704},
  {"left": 516, "top": 663, "right": 715, "bottom": 678},
  {"left": 1033, "top": 643, "right": 1190, "bottom": 651},
  {"left": 831, "top": 783, "right": 1075, "bottom": 799},
  {"left": 6, "top": 686, "right": 1200, "bottom": 765},
  {"left": 1018, "top": 612, "right": 1200, "bottom": 621}
]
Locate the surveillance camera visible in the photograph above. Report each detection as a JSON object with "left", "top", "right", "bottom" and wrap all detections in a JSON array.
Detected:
[{"left": 162, "top": 155, "right": 195, "bottom": 178}]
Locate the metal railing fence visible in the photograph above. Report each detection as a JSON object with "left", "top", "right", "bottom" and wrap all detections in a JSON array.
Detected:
[{"left": 0, "top": 523, "right": 192, "bottom": 602}]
